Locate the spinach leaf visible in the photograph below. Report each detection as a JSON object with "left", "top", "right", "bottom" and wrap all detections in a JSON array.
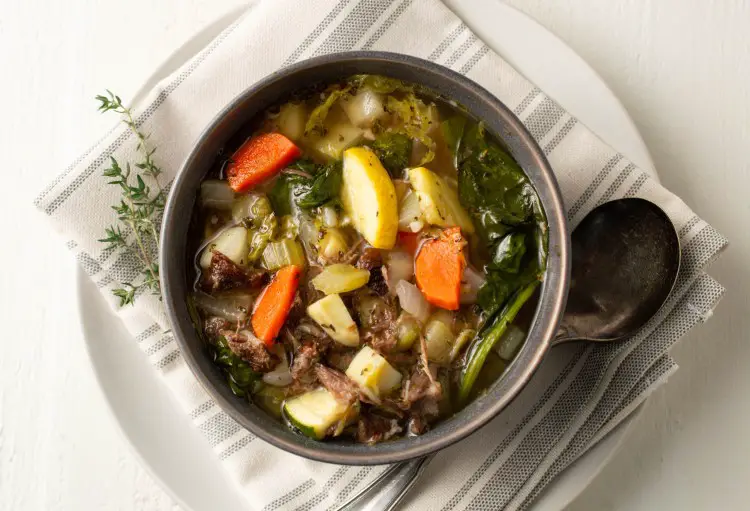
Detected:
[
  {"left": 489, "top": 232, "right": 527, "bottom": 273},
  {"left": 295, "top": 161, "right": 343, "bottom": 209},
  {"left": 269, "top": 173, "right": 307, "bottom": 216},
  {"left": 288, "top": 158, "right": 319, "bottom": 174},
  {"left": 371, "top": 132, "right": 412, "bottom": 176},
  {"left": 456, "top": 122, "right": 548, "bottom": 401},
  {"left": 269, "top": 161, "right": 343, "bottom": 215},
  {"left": 212, "top": 336, "right": 260, "bottom": 398}
]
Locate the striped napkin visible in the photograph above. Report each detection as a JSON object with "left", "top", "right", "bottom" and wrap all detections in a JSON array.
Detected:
[{"left": 34, "top": 0, "right": 727, "bottom": 509}]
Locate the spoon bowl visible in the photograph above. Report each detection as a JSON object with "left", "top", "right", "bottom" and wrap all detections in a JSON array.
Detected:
[{"left": 555, "top": 198, "right": 681, "bottom": 344}]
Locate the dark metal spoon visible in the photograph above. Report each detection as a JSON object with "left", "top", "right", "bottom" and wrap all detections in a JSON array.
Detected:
[
  {"left": 554, "top": 197, "right": 681, "bottom": 344},
  {"left": 339, "top": 198, "right": 681, "bottom": 511}
]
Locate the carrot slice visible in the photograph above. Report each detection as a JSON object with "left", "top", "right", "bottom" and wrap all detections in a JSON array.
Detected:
[
  {"left": 251, "top": 265, "right": 301, "bottom": 345},
  {"left": 415, "top": 227, "right": 466, "bottom": 310},
  {"left": 397, "top": 231, "right": 420, "bottom": 255},
  {"left": 226, "top": 133, "right": 301, "bottom": 193}
]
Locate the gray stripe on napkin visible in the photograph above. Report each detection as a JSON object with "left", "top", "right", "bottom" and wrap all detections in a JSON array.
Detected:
[
  {"left": 77, "top": 251, "right": 103, "bottom": 277},
  {"left": 145, "top": 334, "right": 176, "bottom": 356},
  {"left": 624, "top": 171, "right": 649, "bottom": 197},
  {"left": 283, "top": 0, "right": 351, "bottom": 65},
  {"left": 361, "top": 0, "right": 415, "bottom": 49},
  {"left": 445, "top": 34, "right": 478, "bottom": 67},
  {"left": 543, "top": 117, "right": 578, "bottom": 154},
  {"left": 33, "top": 123, "right": 120, "bottom": 206},
  {"left": 199, "top": 410, "right": 242, "bottom": 447},
  {"left": 219, "top": 432, "right": 256, "bottom": 460},
  {"left": 428, "top": 24, "right": 467, "bottom": 60},
  {"left": 679, "top": 215, "right": 701, "bottom": 237},
  {"left": 190, "top": 400, "right": 216, "bottom": 420},
  {"left": 593, "top": 162, "right": 636, "bottom": 207},
  {"left": 326, "top": 466, "right": 375, "bottom": 510},
  {"left": 155, "top": 348, "right": 181, "bottom": 370},
  {"left": 522, "top": 97, "right": 566, "bottom": 143},
  {"left": 135, "top": 323, "right": 160, "bottom": 343},
  {"left": 567, "top": 154, "right": 624, "bottom": 220},
  {"left": 292, "top": 466, "right": 350, "bottom": 511},
  {"left": 263, "top": 479, "right": 316, "bottom": 511},
  {"left": 514, "top": 89, "right": 542, "bottom": 116},
  {"left": 311, "top": 0, "right": 398, "bottom": 56},
  {"left": 459, "top": 44, "right": 490, "bottom": 74}
]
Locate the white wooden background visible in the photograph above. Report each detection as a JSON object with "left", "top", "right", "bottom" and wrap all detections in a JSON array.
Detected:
[{"left": 1, "top": 0, "right": 748, "bottom": 509}]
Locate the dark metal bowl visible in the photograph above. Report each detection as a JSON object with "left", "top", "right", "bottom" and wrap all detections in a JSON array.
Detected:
[{"left": 160, "top": 51, "right": 570, "bottom": 465}]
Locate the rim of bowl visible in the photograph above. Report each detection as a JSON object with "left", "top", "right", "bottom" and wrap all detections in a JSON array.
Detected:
[{"left": 161, "top": 51, "right": 570, "bottom": 465}]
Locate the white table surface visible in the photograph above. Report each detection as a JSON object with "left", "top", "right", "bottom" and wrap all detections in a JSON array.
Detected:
[{"left": 1, "top": 0, "right": 748, "bottom": 509}]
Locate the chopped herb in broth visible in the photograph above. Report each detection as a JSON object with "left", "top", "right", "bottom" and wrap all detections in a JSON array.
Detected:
[{"left": 187, "top": 75, "right": 547, "bottom": 443}]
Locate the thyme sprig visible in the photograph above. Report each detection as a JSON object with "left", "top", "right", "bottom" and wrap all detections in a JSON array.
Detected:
[{"left": 96, "top": 91, "right": 165, "bottom": 306}]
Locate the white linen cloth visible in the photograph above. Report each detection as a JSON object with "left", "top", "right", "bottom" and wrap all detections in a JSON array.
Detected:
[{"left": 34, "top": 0, "right": 727, "bottom": 509}]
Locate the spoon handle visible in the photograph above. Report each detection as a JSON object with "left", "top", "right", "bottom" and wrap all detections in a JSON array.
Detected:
[{"left": 339, "top": 456, "right": 433, "bottom": 511}]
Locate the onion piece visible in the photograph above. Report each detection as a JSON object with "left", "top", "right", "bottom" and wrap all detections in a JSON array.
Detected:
[
  {"left": 192, "top": 292, "right": 253, "bottom": 323},
  {"left": 200, "top": 180, "right": 235, "bottom": 210},
  {"left": 460, "top": 265, "right": 486, "bottom": 304},
  {"left": 398, "top": 190, "right": 424, "bottom": 233},
  {"left": 340, "top": 88, "right": 386, "bottom": 127},
  {"left": 395, "top": 280, "right": 430, "bottom": 324},
  {"left": 385, "top": 250, "right": 414, "bottom": 291},
  {"left": 263, "top": 345, "right": 293, "bottom": 387},
  {"left": 321, "top": 205, "right": 338, "bottom": 227}
]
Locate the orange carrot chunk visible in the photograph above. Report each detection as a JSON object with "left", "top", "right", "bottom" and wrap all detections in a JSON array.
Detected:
[
  {"left": 226, "top": 133, "right": 301, "bottom": 193},
  {"left": 415, "top": 227, "right": 466, "bottom": 310},
  {"left": 251, "top": 265, "right": 301, "bottom": 345}
]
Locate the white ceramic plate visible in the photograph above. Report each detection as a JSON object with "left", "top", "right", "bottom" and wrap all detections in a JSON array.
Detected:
[{"left": 77, "top": 2, "right": 656, "bottom": 510}]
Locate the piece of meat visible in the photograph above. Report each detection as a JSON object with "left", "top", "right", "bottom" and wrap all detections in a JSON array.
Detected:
[
  {"left": 407, "top": 414, "right": 429, "bottom": 435},
  {"left": 362, "top": 297, "right": 398, "bottom": 352},
  {"left": 291, "top": 343, "right": 319, "bottom": 380},
  {"left": 401, "top": 366, "right": 443, "bottom": 434},
  {"left": 314, "top": 364, "right": 359, "bottom": 405},
  {"left": 325, "top": 350, "right": 356, "bottom": 372},
  {"left": 202, "top": 251, "right": 267, "bottom": 293},
  {"left": 384, "top": 351, "right": 418, "bottom": 368},
  {"left": 204, "top": 316, "right": 230, "bottom": 338},
  {"left": 221, "top": 329, "right": 277, "bottom": 372},
  {"left": 402, "top": 366, "right": 443, "bottom": 407},
  {"left": 357, "top": 247, "right": 389, "bottom": 296},
  {"left": 356, "top": 412, "right": 403, "bottom": 444},
  {"left": 295, "top": 320, "right": 333, "bottom": 352},
  {"left": 356, "top": 247, "right": 383, "bottom": 271}
]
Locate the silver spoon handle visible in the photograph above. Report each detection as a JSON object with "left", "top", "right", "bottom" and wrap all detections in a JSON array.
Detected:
[{"left": 339, "top": 456, "right": 433, "bottom": 511}]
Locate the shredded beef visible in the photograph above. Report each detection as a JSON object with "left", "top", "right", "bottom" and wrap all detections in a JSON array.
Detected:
[
  {"left": 291, "top": 343, "right": 319, "bottom": 380},
  {"left": 362, "top": 297, "right": 398, "bottom": 352},
  {"left": 356, "top": 412, "right": 403, "bottom": 444},
  {"left": 357, "top": 248, "right": 388, "bottom": 296},
  {"left": 314, "top": 364, "right": 359, "bottom": 405},
  {"left": 202, "top": 251, "right": 267, "bottom": 293},
  {"left": 401, "top": 366, "right": 443, "bottom": 434},
  {"left": 325, "top": 350, "right": 356, "bottom": 372},
  {"left": 221, "top": 330, "right": 277, "bottom": 373},
  {"left": 402, "top": 366, "right": 443, "bottom": 406},
  {"left": 356, "top": 247, "right": 382, "bottom": 271}
]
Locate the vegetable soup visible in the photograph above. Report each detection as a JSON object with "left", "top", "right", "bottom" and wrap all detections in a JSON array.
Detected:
[{"left": 187, "top": 75, "right": 547, "bottom": 444}]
